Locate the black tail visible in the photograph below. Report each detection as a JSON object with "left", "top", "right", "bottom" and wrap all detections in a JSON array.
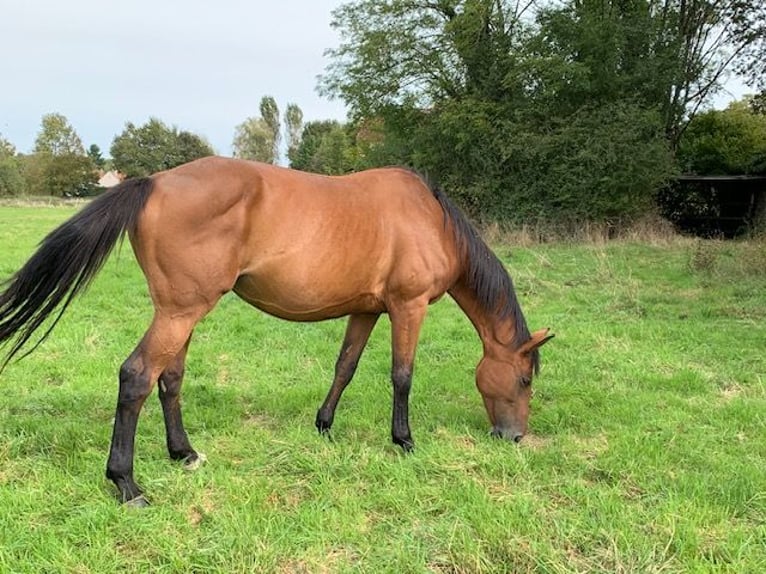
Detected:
[{"left": 0, "top": 178, "right": 155, "bottom": 371}]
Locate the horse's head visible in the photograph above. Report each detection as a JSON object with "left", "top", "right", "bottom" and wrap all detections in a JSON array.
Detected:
[{"left": 476, "top": 328, "right": 553, "bottom": 443}]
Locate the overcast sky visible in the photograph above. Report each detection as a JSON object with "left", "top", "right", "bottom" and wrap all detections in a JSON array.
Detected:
[
  {"left": 1, "top": 1, "right": 752, "bottom": 159},
  {"left": 1, "top": 0, "right": 348, "bottom": 156}
]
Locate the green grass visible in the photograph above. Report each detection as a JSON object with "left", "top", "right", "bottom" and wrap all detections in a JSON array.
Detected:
[{"left": 0, "top": 205, "right": 764, "bottom": 573}]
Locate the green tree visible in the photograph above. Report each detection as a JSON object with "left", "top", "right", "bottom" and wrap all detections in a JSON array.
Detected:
[
  {"left": 233, "top": 98, "right": 305, "bottom": 165},
  {"left": 232, "top": 117, "right": 276, "bottom": 163},
  {"left": 110, "top": 118, "right": 214, "bottom": 178},
  {"left": 320, "top": 0, "right": 761, "bottom": 221},
  {"left": 28, "top": 113, "right": 97, "bottom": 196},
  {"left": 0, "top": 136, "right": 25, "bottom": 196},
  {"left": 749, "top": 91, "right": 766, "bottom": 115},
  {"left": 260, "top": 96, "right": 281, "bottom": 164},
  {"left": 34, "top": 113, "right": 86, "bottom": 155},
  {"left": 289, "top": 120, "right": 356, "bottom": 174},
  {"left": 88, "top": 144, "right": 106, "bottom": 169},
  {"left": 321, "top": 0, "right": 529, "bottom": 118},
  {"left": 530, "top": 0, "right": 766, "bottom": 148},
  {"left": 284, "top": 104, "right": 304, "bottom": 165},
  {"left": 677, "top": 101, "right": 766, "bottom": 175}
]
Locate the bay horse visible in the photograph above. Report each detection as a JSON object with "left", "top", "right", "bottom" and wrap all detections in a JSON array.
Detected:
[{"left": 0, "top": 157, "right": 552, "bottom": 506}]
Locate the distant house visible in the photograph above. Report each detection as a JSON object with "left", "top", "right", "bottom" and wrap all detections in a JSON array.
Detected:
[{"left": 98, "top": 170, "right": 124, "bottom": 188}]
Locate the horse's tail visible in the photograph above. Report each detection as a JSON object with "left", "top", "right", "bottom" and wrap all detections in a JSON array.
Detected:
[{"left": 0, "top": 177, "right": 155, "bottom": 371}]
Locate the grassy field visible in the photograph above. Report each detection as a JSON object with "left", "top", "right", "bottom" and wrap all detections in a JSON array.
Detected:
[{"left": 0, "top": 205, "right": 764, "bottom": 573}]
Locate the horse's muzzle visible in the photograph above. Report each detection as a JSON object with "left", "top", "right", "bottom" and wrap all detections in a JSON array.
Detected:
[{"left": 490, "top": 427, "right": 524, "bottom": 443}]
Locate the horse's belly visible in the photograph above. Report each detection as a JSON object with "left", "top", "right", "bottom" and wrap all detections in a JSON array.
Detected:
[{"left": 232, "top": 272, "right": 385, "bottom": 321}]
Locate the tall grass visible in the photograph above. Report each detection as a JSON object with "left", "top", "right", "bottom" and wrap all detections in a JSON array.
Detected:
[{"left": 0, "top": 205, "right": 764, "bottom": 573}]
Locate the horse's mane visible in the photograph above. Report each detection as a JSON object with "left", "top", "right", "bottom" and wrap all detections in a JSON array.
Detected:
[{"left": 420, "top": 177, "right": 539, "bottom": 372}]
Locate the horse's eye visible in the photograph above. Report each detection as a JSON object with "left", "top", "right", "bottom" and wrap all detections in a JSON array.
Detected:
[{"left": 520, "top": 376, "right": 532, "bottom": 388}]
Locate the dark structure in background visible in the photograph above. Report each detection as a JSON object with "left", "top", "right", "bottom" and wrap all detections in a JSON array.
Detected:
[{"left": 659, "top": 175, "right": 766, "bottom": 238}]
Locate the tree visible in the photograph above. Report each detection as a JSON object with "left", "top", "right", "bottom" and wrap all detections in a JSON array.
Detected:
[
  {"left": 88, "top": 144, "right": 106, "bottom": 169},
  {"left": 233, "top": 98, "right": 305, "bottom": 165},
  {"left": 677, "top": 101, "right": 766, "bottom": 175},
  {"left": 529, "top": 0, "right": 766, "bottom": 147},
  {"left": 0, "top": 136, "right": 25, "bottom": 196},
  {"left": 320, "top": 0, "right": 762, "bottom": 222},
  {"left": 260, "top": 96, "right": 281, "bottom": 164},
  {"left": 232, "top": 117, "right": 277, "bottom": 163},
  {"left": 289, "top": 120, "right": 355, "bottom": 174},
  {"left": 110, "top": 118, "right": 214, "bottom": 178},
  {"left": 730, "top": 2, "right": 766, "bottom": 89},
  {"left": 34, "top": 113, "right": 86, "bottom": 156},
  {"left": 284, "top": 104, "right": 304, "bottom": 165},
  {"left": 321, "top": 0, "right": 531, "bottom": 119},
  {"left": 749, "top": 91, "right": 766, "bottom": 115},
  {"left": 28, "top": 113, "right": 97, "bottom": 196}
]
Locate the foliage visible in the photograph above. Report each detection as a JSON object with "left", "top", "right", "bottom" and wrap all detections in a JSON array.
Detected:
[
  {"left": 232, "top": 117, "right": 276, "bottom": 163},
  {"left": 33, "top": 113, "right": 86, "bottom": 156},
  {"left": 260, "top": 96, "right": 281, "bottom": 164},
  {"left": 19, "top": 153, "right": 98, "bottom": 198},
  {"left": 677, "top": 101, "right": 766, "bottom": 175},
  {"left": 284, "top": 103, "right": 304, "bottom": 164},
  {"left": 729, "top": 1, "right": 766, "bottom": 89},
  {"left": 24, "top": 114, "right": 98, "bottom": 197},
  {"left": 110, "top": 118, "right": 214, "bottom": 178},
  {"left": 320, "top": 0, "right": 766, "bottom": 222},
  {"left": 0, "top": 136, "right": 25, "bottom": 196},
  {"left": 233, "top": 97, "right": 304, "bottom": 165},
  {"left": 750, "top": 90, "right": 766, "bottom": 115},
  {"left": 531, "top": 0, "right": 766, "bottom": 147},
  {"left": 498, "top": 103, "right": 675, "bottom": 221},
  {"left": 1, "top": 209, "right": 765, "bottom": 571},
  {"left": 88, "top": 144, "right": 106, "bottom": 170},
  {"left": 288, "top": 120, "right": 356, "bottom": 174}
]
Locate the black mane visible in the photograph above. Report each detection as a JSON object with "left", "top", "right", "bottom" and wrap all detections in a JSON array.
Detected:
[{"left": 424, "top": 180, "right": 539, "bottom": 371}]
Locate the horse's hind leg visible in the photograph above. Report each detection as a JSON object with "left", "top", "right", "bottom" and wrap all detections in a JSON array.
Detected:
[
  {"left": 106, "top": 311, "right": 207, "bottom": 506},
  {"left": 316, "top": 313, "right": 379, "bottom": 434},
  {"left": 158, "top": 336, "right": 202, "bottom": 469}
]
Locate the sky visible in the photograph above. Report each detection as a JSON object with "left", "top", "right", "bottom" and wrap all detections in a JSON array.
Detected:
[
  {"left": 1, "top": 1, "right": 753, "bottom": 159},
  {"left": 1, "top": 0, "right": 349, "bottom": 156}
]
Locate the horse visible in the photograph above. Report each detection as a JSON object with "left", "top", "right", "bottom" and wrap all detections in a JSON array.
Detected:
[{"left": 0, "top": 157, "right": 552, "bottom": 506}]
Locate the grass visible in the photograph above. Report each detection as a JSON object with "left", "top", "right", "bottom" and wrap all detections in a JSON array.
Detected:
[{"left": 0, "top": 205, "right": 764, "bottom": 573}]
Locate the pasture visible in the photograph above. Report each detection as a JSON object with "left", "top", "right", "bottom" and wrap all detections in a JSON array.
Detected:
[{"left": 0, "top": 204, "right": 764, "bottom": 573}]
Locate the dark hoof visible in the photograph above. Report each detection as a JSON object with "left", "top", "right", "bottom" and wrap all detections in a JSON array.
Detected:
[
  {"left": 124, "top": 494, "right": 150, "bottom": 508},
  {"left": 394, "top": 437, "right": 415, "bottom": 453},
  {"left": 315, "top": 414, "right": 333, "bottom": 434}
]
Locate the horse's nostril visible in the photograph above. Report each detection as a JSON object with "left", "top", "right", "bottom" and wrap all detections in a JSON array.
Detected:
[{"left": 513, "top": 433, "right": 523, "bottom": 443}]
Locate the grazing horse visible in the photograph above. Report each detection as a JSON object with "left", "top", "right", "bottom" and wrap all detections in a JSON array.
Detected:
[{"left": 0, "top": 157, "right": 552, "bottom": 505}]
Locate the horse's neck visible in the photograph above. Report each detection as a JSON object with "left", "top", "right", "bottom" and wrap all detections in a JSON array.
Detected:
[{"left": 448, "top": 279, "right": 515, "bottom": 357}]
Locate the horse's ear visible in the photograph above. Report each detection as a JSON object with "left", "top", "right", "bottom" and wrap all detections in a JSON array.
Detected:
[{"left": 519, "top": 328, "right": 554, "bottom": 355}]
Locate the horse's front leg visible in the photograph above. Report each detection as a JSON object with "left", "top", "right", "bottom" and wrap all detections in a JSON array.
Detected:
[
  {"left": 316, "top": 313, "right": 380, "bottom": 434},
  {"left": 388, "top": 299, "right": 428, "bottom": 451}
]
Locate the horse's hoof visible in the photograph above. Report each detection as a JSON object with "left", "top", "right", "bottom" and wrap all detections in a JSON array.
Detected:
[
  {"left": 124, "top": 494, "right": 150, "bottom": 508},
  {"left": 315, "top": 417, "right": 332, "bottom": 434},
  {"left": 394, "top": 438, "right": 415, "bottom": 453},
  {"left": 183, "top": 452, "right": 207, "bottom": 471}
]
